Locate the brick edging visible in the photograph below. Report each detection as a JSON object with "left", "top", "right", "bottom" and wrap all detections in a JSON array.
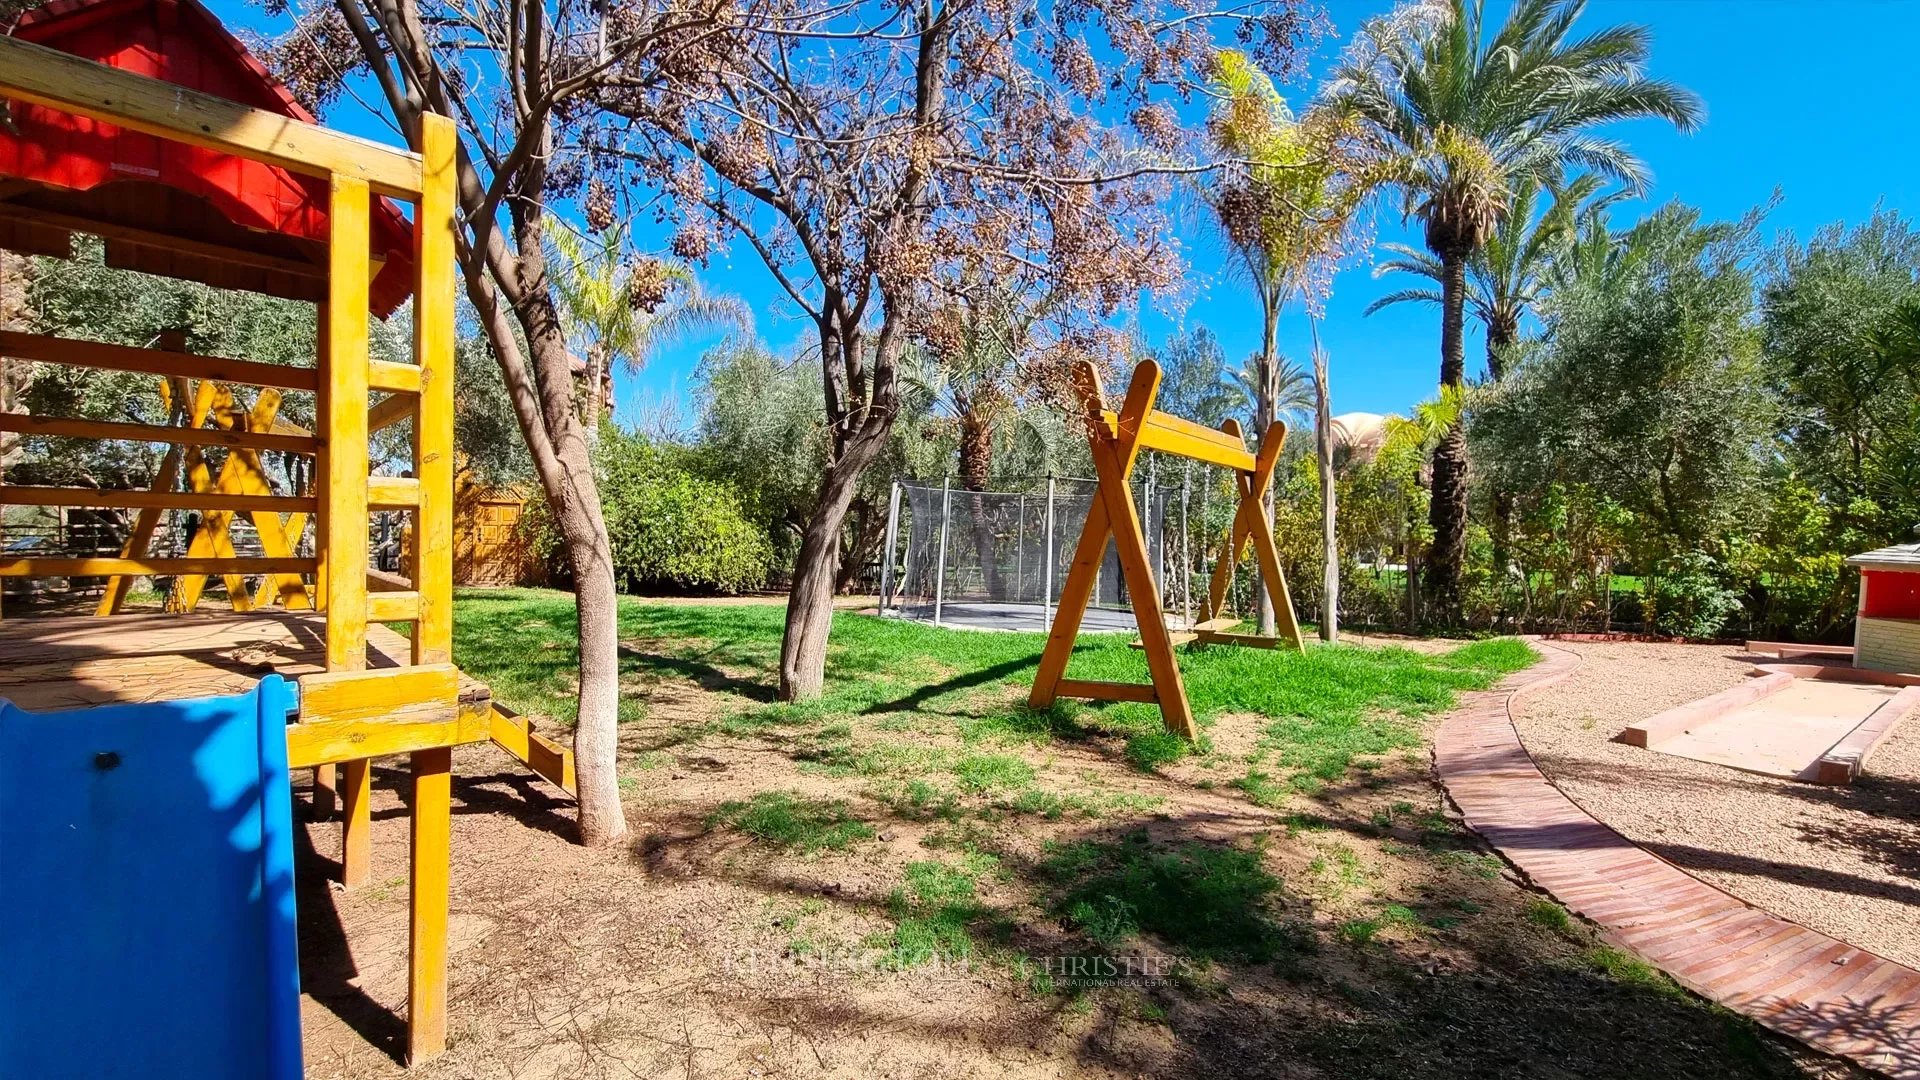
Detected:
[{"left": 1434, "top": 637, "right": 1920, "bottom": 1079}]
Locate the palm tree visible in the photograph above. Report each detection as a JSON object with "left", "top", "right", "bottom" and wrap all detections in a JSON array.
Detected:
[
  {"left": 1367, "top": 176, "right": 1606, "bottom": 585},
  {"left": 547, "top": 219, "right": 752, "bottom": 434},
  {"left": 1225, "top": 351, "right": 1315, "bottom": 435},
  {"left": 1366, "top": 176, "right": 1604, "bottom": 378},
  {"left": 1330, "top": 0, "right": 1702, "bottom": 618},
  {"left": 1206, "top": 49, "right": 1377, "bottom": 636}
]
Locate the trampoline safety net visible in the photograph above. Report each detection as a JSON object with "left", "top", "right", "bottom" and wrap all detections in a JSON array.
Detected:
[{"left": 881, "top": 478, "right": 1170, "bottom": 632}]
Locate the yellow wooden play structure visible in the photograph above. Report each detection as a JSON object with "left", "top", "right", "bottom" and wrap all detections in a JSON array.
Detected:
[
  {"left": 1027, "top": 358, "right": 1305, "bottom": 740},
  {"left": 0, "top": 14, "right": 555, "bottom": 1063}
]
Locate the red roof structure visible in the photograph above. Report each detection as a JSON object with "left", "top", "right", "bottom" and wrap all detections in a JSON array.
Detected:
[{"left": 0, "top": 0, "right": 416, "bottom": 315}]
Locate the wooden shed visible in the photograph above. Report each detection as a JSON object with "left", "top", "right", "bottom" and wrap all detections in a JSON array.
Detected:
[{"left": 1847, "top": 543, "right": 1920, "bottom": 674}]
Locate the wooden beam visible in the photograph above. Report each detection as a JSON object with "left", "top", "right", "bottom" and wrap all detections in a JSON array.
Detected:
[
  {"left": 412, "top": 113, "right": 457, "bottom": 670},
  {"left": 324, "top": 175, "right": 371, "bottom": 673},
  {"left": 0, "top": 35, "right": 423, "bottom": 197},
  {"left": 284, "top": 706, "right": 490, "bottom": 768},
  {"left": 0, "top": 329, "right": 318, "bottom": 391},
  {"left": 1101, "top": 409, "right": 1258, "bottom": 471},
  {"left": 1056, "top": 678, "right": 1159, "bottom": 704},
  {"left": 338, "top": 758, "right": 371, "bottom": 888},
  {"left": 0, "top": 556, "right": 312, "bottom": 577},
  {"left": 0, "top": 485, "right": 313, "bottom": 513},
  {"left": 408, "top": 746, "right": 453, "bottom": 1063},
  {"left": 0, "top": 413, "right": 318, "bottom": 454},
  {"left": 369, "top": 360, "right": 423, "bottom": 394},
  {"left": 0, "top": 203, "right": 323, "bottom": 280},
  {"left": 368, "top": 590, "right": 421, "bottom": 623},
  {"left": 299, "top": 664, "right": 459, "bottom": 726},
  {"left": 488, "top": 705, "right": 577, "bottom": 796},
  {"left": 368, "top": 392, "right": 415, "bottom": 434},
  {"left": 369, "top": 475, "right": 420, "bottom": 509}
]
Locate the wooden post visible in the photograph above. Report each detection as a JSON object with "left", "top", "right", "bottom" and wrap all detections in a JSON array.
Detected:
[
  {"left": 407, "top": 745, "right": 452, "bottom": 1063},
  {"left": 312, "top": 763, "right": 338, "bottom": 820},
  {"left": 405, "top": 114, "right": 458, "bottom": 1064},
  {"left": 411, "top": 115, "right": 456, "bottom": 668},
  {"left": 327, "top": 174, "right": 373, "bottom": 887}
]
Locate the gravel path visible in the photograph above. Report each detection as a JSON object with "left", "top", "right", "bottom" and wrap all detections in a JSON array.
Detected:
[{"left": 1512, "top": 639, "right": 1920, "bottom": 968}]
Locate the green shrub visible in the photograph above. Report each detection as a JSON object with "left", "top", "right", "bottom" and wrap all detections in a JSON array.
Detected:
[
  {"left": 529, "top": 427, "right": 775, "bottom": 594},
  {"left": 1649, "top": 552, "right": 1743, "bottom": 638}
]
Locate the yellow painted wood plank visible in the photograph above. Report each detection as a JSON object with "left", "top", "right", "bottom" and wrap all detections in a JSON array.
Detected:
[
  {"left": 408, "top": 746, "right": 453, "bottom": 1063},
  {"left": 95, "top": 371, "right": 207, "bottom": 616},
  {"left": 368, "top": 392, "right": 415, "bottom": 434},
  {"left": 0, "top": 414, "right": 317, "bottom": 454},
  {"left": 0, "top": 486, "right": 312, "bottom": 512},
  {"left": 0, "top": 35, "right": 422, "bottom": 197},
  {"left": 0, "top": 329, "right": 318, "bottom": 390},
  {"left": 1, "top": 557, "right": 312, "bottom": 577},
  {"left": 368, "top": 475, "right": 421, "bottom": 509},
  {"left": 488, "top": 705, "right": 577, "bottom": 796},
  {"left": 325, "top": 176, "right": 372, "bottom": 672},
  {"left": 339, "top": 758, "right": 371, "bottom": 887},
  {"left": 314, "top": 305, "right": 331, "bottom": 614},
  {"left": 285, "top": 713, "right": 487, "bottom": 768},
  {"left": 298, "top": 663, "right": 459, "bottom": 725},
  {"left": 1092, "top": 363, "right": 1197, "bottom": 740},
  {"left": 169, "top": 388, "right": 286, "bottom": 613},
  {"left": 368, "top": 590, "right": 421, "bottom": 623},
  {"left": 1136, "top": 422, "right": 1258, "bottom": 472},
  {"left": 369, "top": 360, "right": 423, "bottom": 394},
  {"left": 412, "top": 114, "right": 458, "bottom": 668}
]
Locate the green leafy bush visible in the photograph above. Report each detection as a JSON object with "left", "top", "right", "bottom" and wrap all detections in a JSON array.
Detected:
[
  {"left": 1649, "top": 553, "right": 1743, "bottom": 638},
  {"left": 530, "top": 428, "right": 774, "bottom": 595}
]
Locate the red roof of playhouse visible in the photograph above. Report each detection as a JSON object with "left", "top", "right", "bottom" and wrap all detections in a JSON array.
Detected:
[{"left": 0, "top": 0, "right": 415, "bottom": 315}]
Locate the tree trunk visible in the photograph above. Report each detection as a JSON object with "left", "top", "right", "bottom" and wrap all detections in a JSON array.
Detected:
[
  {"left": 781, "top": 437, "right": 885, "bottom": 699},
  {"left": 1485, "top": 316, "right": 1517, "bottom": 614},
  {"left": 1312, "top": 333, "right": 1336, "bottom": 643},
  {"left": 461, "top": 210, "right": 628, "bottom": 848},
  {"left": 1254, "top": 291, "right": 1279, "bottom": 635},
  {"left": 1423, "top": 252, "right": 1470, "bottom": 624},
  {"left": 959, "top": 407, "right": 1001, "bottom": 597},
  {"left": 779, "top": 315, "right": 901, "bottom": 701}
]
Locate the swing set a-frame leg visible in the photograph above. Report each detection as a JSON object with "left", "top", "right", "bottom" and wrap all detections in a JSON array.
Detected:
[
  {"left": 1198, "top": 418, "right": 1304, "bottom": 652},
  {"left": 1027, "top": 360, "right": 1197, "bottom": 740}
]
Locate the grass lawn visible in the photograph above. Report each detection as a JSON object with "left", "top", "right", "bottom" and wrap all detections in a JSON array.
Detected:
[
  {"left": 455, "top": 586, "right": 1535, "bottom": 794},
  {"left": 338, "top": 586, "right": 1827, "bottom": 1079}
]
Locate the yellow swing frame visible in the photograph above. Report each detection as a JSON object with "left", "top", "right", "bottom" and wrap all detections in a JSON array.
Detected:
[{"left": 1026, "top": 358, "right": 1305, "bottom": 740}]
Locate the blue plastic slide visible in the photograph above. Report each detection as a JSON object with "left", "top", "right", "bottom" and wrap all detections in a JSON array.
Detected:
[{"left": 0, "top": 676, "right": 304, "bottom": 1079}]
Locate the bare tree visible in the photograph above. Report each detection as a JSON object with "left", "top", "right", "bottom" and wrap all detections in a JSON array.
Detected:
[
  {"left": 266, "top": 0, "right": 744, "bottom": 844},
  {"left": 600, "top": 0, "right": 1316, "bottom": 698}
]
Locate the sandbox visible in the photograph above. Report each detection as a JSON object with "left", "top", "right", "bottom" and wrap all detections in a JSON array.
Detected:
[{"left": 1619, "top": 647, "right": 1920, "bottom": 784}]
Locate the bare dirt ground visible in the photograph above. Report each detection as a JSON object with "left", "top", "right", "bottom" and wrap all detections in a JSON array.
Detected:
[
  {"left": 293, "top": 642, "right": 1858, "bottom": 1080},
  {"left": 1513, "top": 639, "right": 1920, "bottom": 968}
]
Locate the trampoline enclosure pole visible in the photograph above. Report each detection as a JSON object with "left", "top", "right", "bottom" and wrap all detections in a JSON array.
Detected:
[
  {"left": 934, "top": 475, "right": 951, "bottom": 626},
  {"left": 1016, "top": 494, "right": 1025, "bottom": 604},
  {"left": 1043, "top": 476, "right": 1055, "bottom": 632},
  {"left": 880, "top": 480, "right": 901, "bottom": 612}
]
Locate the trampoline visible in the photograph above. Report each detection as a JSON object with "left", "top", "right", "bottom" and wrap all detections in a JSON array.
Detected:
[{"left": 878, "top": 475, "right": 1199, "bottom": 634}]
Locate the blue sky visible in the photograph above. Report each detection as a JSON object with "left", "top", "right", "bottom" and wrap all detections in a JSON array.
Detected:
[{"left": 240, "top": 0, "right": 1920, "bottom": 427}]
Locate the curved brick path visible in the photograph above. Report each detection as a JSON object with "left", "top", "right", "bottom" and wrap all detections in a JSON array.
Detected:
[{"left": 1433, "top": 638, "right": 1920, "bottom": 1078}]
